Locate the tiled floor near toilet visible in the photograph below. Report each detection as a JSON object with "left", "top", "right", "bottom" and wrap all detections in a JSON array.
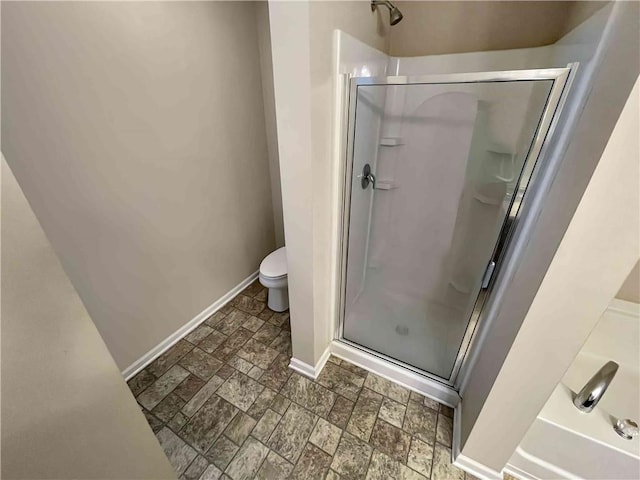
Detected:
[{"left": 127, "top": 280, "right": 477, "bottom": 480}]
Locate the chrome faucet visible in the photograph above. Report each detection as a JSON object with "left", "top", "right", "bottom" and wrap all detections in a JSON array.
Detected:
[{"left": 573, "top": 361, "right": 619, "bottom": 413}]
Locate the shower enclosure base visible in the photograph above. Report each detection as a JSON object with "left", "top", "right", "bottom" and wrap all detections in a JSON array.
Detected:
[
  {"left": 343, "top": 267, "right": 468, "bottom": 379},
  {"left": 337, "top": 67, "right": 572, "bottom": 387},
  {"left": 330, "top": 339, "right": 460, "bottom": 407}
]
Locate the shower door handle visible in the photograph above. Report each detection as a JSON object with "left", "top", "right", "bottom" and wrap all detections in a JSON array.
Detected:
[
  {"left": 481, "top": 261, "right": 496, "bottom": 289},
  {"left": 358, "top": 163, "right": 376, "bottom": 190}
]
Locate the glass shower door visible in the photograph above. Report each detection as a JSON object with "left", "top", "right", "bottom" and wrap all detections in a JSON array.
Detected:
[{"left": 340, "top": 68, "right": 571, "bottom": 384}]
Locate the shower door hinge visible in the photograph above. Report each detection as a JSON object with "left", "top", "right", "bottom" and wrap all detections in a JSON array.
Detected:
[{"left": 481, "top": 261, "right": 496, "bottom": 289}]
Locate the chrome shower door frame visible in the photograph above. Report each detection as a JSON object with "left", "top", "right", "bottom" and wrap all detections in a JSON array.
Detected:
[{"left": 336, "top": 66, "right": 574, "bottom": 388}]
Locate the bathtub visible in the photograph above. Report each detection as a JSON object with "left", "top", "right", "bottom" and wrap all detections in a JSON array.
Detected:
[{"left": 507, "top": 299, "right": 640, "bottom": 480}]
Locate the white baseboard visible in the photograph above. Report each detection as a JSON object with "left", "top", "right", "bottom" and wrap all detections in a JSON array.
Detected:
[
  {"left": 289, "top": 345, "right": 331, "bottom": 380},
  {"left": 608, "top": 297, "right": 640, "bottom": 316},
  {"left": 453, "top": 397, "right": 462, "bottom": 457},
  {"left": 504, "top": 462, "right": 537, "bottom": 480},
  {"left": 330, "top": 340, "right": 460, "bottom": 407},
  {"left": 122, "top": 271, "right": 259, "bottom": 380},
  {"left": 452, "top": 403, "right": 503, "bottom": 480},
  {"left": 506, "top": 446, "right": 574, "bottom": 480},
  {"left": 453, "top": 455, "right": 502, "bottom": 480},
  {"left": 453, "top": 453, "right": 503, "bottom": 480}
]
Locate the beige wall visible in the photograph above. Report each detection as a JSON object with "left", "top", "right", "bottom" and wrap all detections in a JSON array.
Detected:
[
  {"left": 309, "top": 1, "right": 390, "bottom": 360},
  {"left": 461, "top": 76, "right": 639, "bottom": 473},
  {"left": 617, "top": 260, "right": 640, "bottom": 303},
  {"left": 256, "top": 2, "right": 285, "bottom": 247},
  {"left": 389, "top": 1, "right": 608, "bottom": 57},
  {"left": 269, "top": 0, "right": 318, "bottom": 366},
  {"left": 2, "top": 2, "right": 276, "bottom": 370},
  {"left": 458, "top": 1, "right": 639, "bottom": 472},
  {"left": 560, "top": 0, "right": 612, "bottom": 37},
  {"left": 269, "top": 0, "right": 616, "bottom": 368},
  {"left": 269, "top": 1, "right": 390, "bottom": 366},
  {"left": 1, "top": 158, "right": 175, "bottom": 479}
]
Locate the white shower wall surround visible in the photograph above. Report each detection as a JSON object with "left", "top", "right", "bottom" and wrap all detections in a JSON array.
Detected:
[
  {"left": 345, "top": 82, "right": 554, "bottom": 378},
  {"left": 329, "top": 5, "right": 634, "bottom": 479},
  {"left": 349, "top": 88, "right": 480, "bottom": 378},
  {"left": 332, "top": 30, "right": 583, "bottom": 393},
  {"left": 340, "top": 53, "right": 558, "bottom": 381}
]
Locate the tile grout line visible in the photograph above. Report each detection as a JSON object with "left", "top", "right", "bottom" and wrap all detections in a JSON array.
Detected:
[
  {"left": 129, "top": 311, "right": 230, "bottom": 401},
  {"left": 259, "top": 397, "right": 296, "bottom": 473},
  {"left": 153, "top": 365, "right": 440, "bottom": 479},
  {"left": 346, "top": 380, "right": 380, "bottom": 478},
  {"left": 226, "top": 408, "right": 284, "bottom": 478},
  {"left": 131, "top": 342, "right": 196, "bottom": 400},
  {"left": 133, "top": 281, "right": 464, "bottom": 480},
  {"left": 221, "top": 364, "right": 306, "bottom": 477},
  {"left": 428, "top": 408, "right": 440, "bottom": 479}
]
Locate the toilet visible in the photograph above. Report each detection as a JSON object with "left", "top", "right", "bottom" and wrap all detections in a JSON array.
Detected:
[{"left": 259, "top": 246, "right": 288, "bottom": 312}]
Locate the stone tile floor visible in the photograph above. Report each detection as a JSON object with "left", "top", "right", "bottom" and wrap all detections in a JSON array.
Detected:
[{"left": 128, "top": 280, "right": 484, "bottom": 480}]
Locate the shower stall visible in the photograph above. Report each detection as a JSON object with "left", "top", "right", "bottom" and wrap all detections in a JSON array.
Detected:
[{"left": 336, "top": 67, "right": 572, "bottom": 387}]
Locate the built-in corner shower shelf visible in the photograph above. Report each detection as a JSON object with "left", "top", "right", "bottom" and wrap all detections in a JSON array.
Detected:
[
  {"left": 486, "top": 148, "right": 514, "bottom": 156},
  {"left": 380, "top": 137, "right": 404, "bottom": 146},
  {"left": 449, "top": 280, "right": 471, "bottom": 294},
  {"left": 341, "top": 64, "right": 573, "bottom": 389},
  {"left": 473, "top": 192, "right": 503, "bottom": 206},
  {"left": 493, "top": 174, "right": 514, "bottom": 182},
  {"left": 485, "top": 141, "right": 514, "bottom": 155},
  {"left": 485, "top": 145, "right": 516, "bottom": 183},
  {"left": 374, "top": 180, "right": 398, "bottom": 190}
]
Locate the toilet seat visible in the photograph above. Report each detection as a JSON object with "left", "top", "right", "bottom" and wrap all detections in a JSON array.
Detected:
[
  {"left": 259, "top": 247, "right": 288, "bottom": 312},
  {"left": 260, "top": 246, "right": 287, "bottom": 279}
]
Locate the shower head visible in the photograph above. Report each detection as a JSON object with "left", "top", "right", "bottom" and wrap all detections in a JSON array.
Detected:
[
  {"left": 389, "top": 5, "right": 403, "bottom": 26},
  {"left": 371, "top": 0, "right": 404, "bottom": 26}
]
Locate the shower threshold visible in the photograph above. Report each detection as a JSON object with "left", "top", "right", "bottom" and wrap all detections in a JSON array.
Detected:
[
  {"left": 343, "top": 271, "right": 468, "bottom": 381},
  {"left": 330, "top": 338, "right": 461, "bottom": 408}
]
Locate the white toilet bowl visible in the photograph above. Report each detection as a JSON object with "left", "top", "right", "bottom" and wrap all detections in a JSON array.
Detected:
[{"left": 259, "top": 246, "right": 288, "bottom": 312}]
